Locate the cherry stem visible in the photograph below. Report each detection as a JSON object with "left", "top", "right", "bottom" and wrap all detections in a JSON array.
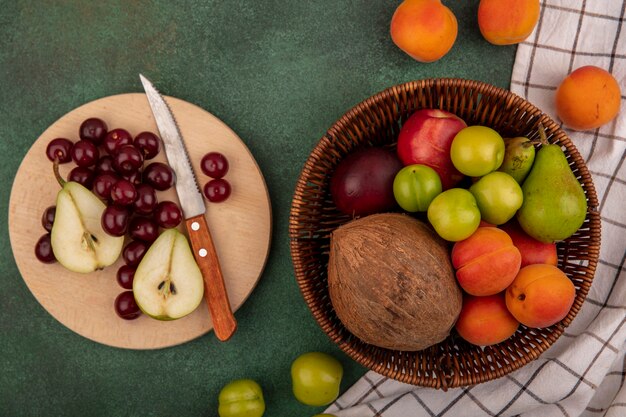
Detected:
[{"left": 52, "top": 159, "right": 66, "bottom": 188}]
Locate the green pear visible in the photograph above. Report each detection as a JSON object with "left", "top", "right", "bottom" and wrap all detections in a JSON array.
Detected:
[
  {"left": 516, "top": 142, "right": 587, "bottom": 243},
  {"left": 498, "top": 137, "right": 536, "bottom": 183},
  {"left": 133, "top": 228, "right": 204, "bottom": 320},
  {"left": 51, "top": 180, "right": 124, "bottom": 273}
]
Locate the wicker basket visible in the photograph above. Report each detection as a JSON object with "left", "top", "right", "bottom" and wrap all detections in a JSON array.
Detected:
[{"left": 289, "top": 78, "right": 601, "bottom": 389}]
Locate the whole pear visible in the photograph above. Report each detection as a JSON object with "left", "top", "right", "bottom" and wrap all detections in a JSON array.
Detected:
[
  {"left": 498, "top": 137, "right": 535, "bottom": 183},
  {"left": 516, "top": 139, "right": 587, "bottom": 243}
]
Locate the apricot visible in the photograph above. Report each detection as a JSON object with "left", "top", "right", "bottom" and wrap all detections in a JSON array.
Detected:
[
  {"left": 555, "top": 66, "right": 621, "bottom": 131},
  {"left": 506, "top": 264, "right": 575, "bottom": 328},
  {"left": 477, "top": 0, "right": 540, "bottom": 45},
  {"left": 451, "top": 227, "right": 521, "bottom": 296},
  {"left": 455, "top": 294, "right": 519, "bottom": 346},
  {"left": 500, "top": 221, "right": 557, "bottom": 267},
  {"left": 390, "top": 0, "right": 458, "bottom": 63}
]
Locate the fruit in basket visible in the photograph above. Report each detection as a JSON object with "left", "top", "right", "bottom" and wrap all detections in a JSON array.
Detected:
[
  {"left": 500, "top": 221, "right": 557, "bottom": 267},
  {"left": 450, "top": 126, "right": 505, "bottom": 177},
  {"left": 133, "top": 228, "right": 204, "bottom": 320},
  {"left": 505, "top": 264, "right": 576, "bottom": 328},
  {"left": 455, "top": 294, "right": 519, "bottom": 346},
  {"left": 390, "top": 0, "right": 458, "bottom": 63},
  {"left": 451, "top": 227, "right": 521, "bottom": 296},
  {"left": 291, "top": 352, "right": 343, "bottom": 406},
  {"left": 477, "top": 0, "right": 540, "bottom": 45},
  {"left": 396, "top": 109, "right": 467, "bottom": 190},
  {"left": 218, "top": 379, "right": 265, "bottom": 417},
  {"left": 427, "top": 188, "right": 480, "bottom": 241},
  {"left": 330, "top": 147, "right": 402, "bottom": 216},
  {"left": 50, "top": 163, "right": 124, "bottom": 273},
  {"left": 516, "top": 139, "right": 587, "bottom": 243},
  {"left": 469, "top": 171, "right": 523, "bottom": 225},
  {"left": 498, "top": 136, "right": 535, "bottom": 183},
  {"left": 555, "top": 66, "right": 621, "bottom": 131},
  {"left": 392, "top": 164, "right": 442, "bottom": 212},
  {"left": 328, "top": 213, "right": 461, "bottom": 351}
]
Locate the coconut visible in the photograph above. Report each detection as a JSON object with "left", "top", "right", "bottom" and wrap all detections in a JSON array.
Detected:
[{"left": 328, "top": 213, "right": 461, "bottom": 351}]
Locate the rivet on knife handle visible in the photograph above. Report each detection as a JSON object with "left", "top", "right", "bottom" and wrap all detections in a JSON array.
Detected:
[{"left": 185, "top": 214, "right": 237, "bottom": 341}]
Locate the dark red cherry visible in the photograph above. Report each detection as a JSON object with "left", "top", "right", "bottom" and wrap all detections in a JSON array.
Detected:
[
  {"left": 116, "top": 265, "right": 136, "bottom": 289},
  {"left": 129, "top": 217, "right": 159, "bottom": 243},
  {"left": 134, "top": 132, "right": 161, "bottom": 160},
  {"left": 110, "top": 179, "right": 137, "bottom": 206},
  {"left": 41, "top": 206, "right": 56, "bottom": 232},
  {"left": 92, "top": 174, "right": 119, "bottom": 200},
  {"left": 101, "top": 205, "right": 130, "bottom": 237},
  {"left": 144, "top": 162, "right": 175, "bottom": 191},
  {"left": 133, "top": 184, "right": 158, "bottom": 215},
  {"left": 103, "top": 128, "right": 133, "bottom": 155},
  {"left": 35, "top": 234, "right": 56, "bottom": 263},
  {"left": 123, "top": 240, "right": 149, "bottom": 266},
  {"left": 113, "top": 145, "right": 143, "bottom": 175},
  {"left": 96, "top": 155, "right": 115, "bottom": 174},
  {"left": 203, "top": 178, "right": 231, "bottom": 203},
  {"left": 71, "top": 140, "right": 99, "bottom": 167},
  {"left": 68, "top": 167, "right": 95, "bottom": 189},
  {"left": 114, "top": 291, "right": 141, "bottom": 320},
  {"left": 79, "top": 118, "right": 108, "bottom": 144},
  {"left": 201, "top": 152, "right": 229, "bottom": 179},
  {"left": 46, "top": 138, "right": 74, "bottom": 163},
  {"left": 154, "top": 201, "right": 182, "bottom": 228}
]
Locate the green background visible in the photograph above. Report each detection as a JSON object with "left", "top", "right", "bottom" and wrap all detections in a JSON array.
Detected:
[{"left": 0, "top": 1, "right": 516, "bottom": 416}]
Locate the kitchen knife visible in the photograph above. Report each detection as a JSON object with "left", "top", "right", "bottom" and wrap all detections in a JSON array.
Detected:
[{"left": 139, "top": 74, "right": 237, "bottom": 341}]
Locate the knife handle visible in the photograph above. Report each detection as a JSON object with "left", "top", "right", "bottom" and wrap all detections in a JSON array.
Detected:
[{"left": 185, "top": 214, "right": 237, "bottom": 342}]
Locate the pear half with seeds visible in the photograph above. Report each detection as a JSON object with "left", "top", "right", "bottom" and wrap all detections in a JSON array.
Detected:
[
  {"left": 133, "top": 228, "right": 204, "bottom": 320},
  {"left": 51, "top": 179, "right": 124, "bottom": 273}
]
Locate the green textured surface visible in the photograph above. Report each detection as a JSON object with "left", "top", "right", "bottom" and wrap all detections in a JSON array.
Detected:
[{"left": 0, "top": 1, "right": 516, "bottom": 416}]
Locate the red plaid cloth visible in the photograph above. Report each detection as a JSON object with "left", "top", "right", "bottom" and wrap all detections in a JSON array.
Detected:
[{"left": 326, "top": 1, "right": 625, "bottom": 416}]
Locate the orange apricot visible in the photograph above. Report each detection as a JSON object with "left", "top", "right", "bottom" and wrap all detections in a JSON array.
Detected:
[
  {"left": 506, "top": 264, "right": 576, "bottom": 328},
  {"left": 455, "top": 294, "right": 519, "bottom": 346},
  {"left": 451, "top": 227, "right": 522, "bottom": 296},
  {"left": 390, "top": 0, "right": 457, "bottom": 63},
  {"left": 478, "top": 0, "right": 540, "bottom": 45},
  {"left": 555, "top": 66, "right": 621, "bottom": 131}
]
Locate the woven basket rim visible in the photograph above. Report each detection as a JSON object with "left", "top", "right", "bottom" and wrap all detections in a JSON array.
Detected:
[{"left": 289, "top": 77, "right": 601, "bottom": 389}]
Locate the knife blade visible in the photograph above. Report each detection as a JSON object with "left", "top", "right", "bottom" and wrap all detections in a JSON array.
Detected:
[{"left": 139, "top": 74, "right": 237, "bottom": 341}]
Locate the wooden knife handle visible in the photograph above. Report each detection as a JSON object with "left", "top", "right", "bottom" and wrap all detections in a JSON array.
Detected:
[{"left": 185, "top": 214, "right": 237, "bottom": 341}]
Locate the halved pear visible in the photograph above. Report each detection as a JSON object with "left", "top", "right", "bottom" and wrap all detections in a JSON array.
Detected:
[
  {"left": 51, "top": 182, "right": 124, "bottom": 273},
  {"left": 133, "top": 228, "right": 204, "bottom": 320}
]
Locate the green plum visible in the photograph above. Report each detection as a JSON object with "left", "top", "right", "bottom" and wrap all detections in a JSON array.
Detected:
[
  {"left": 393, "top": 164, "right": 442, "bottom": 212},
  {"left": 218, "top": 379, "right": 265, "bottom": 417},
  {"left": 450, "top": 126, "right": 505, "bottom": 177},
  {"left": 469, "top": 172, "right": 523, "bottom": 225},
  {"left": 291, "top": 352, "right": 343, "bottom": 406},
  {"left": 427, "top": 188, "right": 481, "bottom": 241}
]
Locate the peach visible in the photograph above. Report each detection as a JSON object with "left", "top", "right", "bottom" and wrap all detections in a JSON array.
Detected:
[
  {"left": 396, "top": 109, "right": 467, "bottom": 189},
  {"left": 500, "top": 221, "right": 558, "bottom": 267},
  {"left": 555, "top": 66, "right": 621, "bottom": 131},
  {"left": 478, "top": 0, "right": 540, "bottom": 45},
  {"left": 390, "top": 0, "right": 458, "bottom": 63},
  {"left": 455, "top": 294, "right": 519, "bottom": 346},
  {"left": 452, "top": 227, "right": 522, "bottom": 296},
  {"left": 506, "top": 264, "right": 576, "bottom": 328}
]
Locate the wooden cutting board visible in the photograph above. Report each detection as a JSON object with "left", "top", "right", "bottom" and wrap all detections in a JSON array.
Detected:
[{"left": 8, "top": 93, "right": 272, "bottom": 349}]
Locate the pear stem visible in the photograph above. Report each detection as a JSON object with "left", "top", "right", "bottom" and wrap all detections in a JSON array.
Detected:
[
  {"left": 52, "top": 159, "right": 66, "bottom": 188},
  {"left": 537, "top": 123, "right": 549, "bottom": 146}
]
